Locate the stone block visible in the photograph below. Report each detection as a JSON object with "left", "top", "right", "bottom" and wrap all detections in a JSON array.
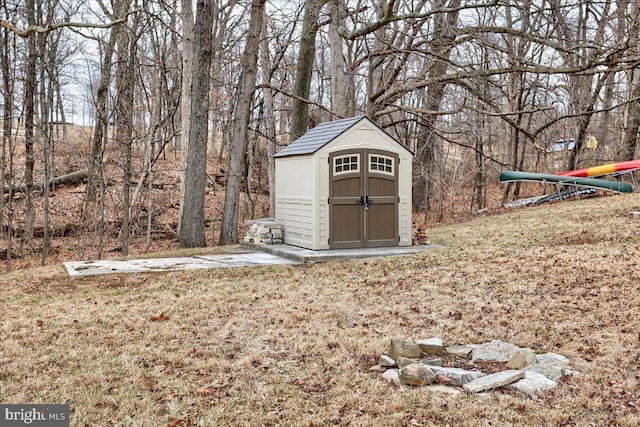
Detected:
[
  {"left": 416, "top": 337, "right": 444, "bottom": 355},
  {"left": 463, "top": 370, "right": 525, "bottom": 393},
  {"left": 430, "top": 366, "right": 485, "bottom": 386},
  {"left": 399, "top": 364, "right": 436, "bottom": 386},
  {"left": 390, "top": 338, "right": 422, "bottom": 360},
  {"left": 510, "top": 371, "right": 558, "bottom": 397}
]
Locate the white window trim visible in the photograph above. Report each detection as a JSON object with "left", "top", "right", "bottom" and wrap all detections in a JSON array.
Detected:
[
  {"left": 333, "top": 154, "right": 360, "bottom": 176},
  {"left": 368, "top": 153, "right": 394, "bottom": 176}
]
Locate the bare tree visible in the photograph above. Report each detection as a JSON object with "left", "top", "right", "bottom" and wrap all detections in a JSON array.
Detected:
[
  {"left": 220, "top": 0, "right": 266, "bottom": 244},
  {"left": 178, "top": 0, "right": 216, "bottom": 247}
]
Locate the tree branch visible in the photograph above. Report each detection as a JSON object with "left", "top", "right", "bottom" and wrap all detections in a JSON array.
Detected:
[{"left": 0, "top": 9, "right": 142, "bottom": 38}]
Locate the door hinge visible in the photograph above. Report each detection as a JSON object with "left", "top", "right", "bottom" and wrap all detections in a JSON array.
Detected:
[
  {"left": 328, "top": 158, "right": 330, "bottom": 164},
  {"left": 328, "top": 238, "right": 330, "bottom": 245},
  {"left": 398, "top": 196, "right": 400, "bottom": 203},
  {"left": 327, "top": 197, "right": 330, "bottom": 204}
]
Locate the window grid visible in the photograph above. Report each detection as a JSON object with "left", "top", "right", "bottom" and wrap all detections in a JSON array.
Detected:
[
  {"left": 369, "top": 154, "right": 394, "bottom": 175},
  {"left": 334, "top": 155, "right": 360, "bottom": 175}
]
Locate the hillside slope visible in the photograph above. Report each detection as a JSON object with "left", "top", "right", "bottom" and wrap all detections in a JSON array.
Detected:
[{"left": 2, "top": 192, "right": 640, "bottom": 425}]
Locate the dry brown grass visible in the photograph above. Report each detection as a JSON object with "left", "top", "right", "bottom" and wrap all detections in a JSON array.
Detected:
[{"left": 2, "top": 193, "right": 640, "bottom": 426}]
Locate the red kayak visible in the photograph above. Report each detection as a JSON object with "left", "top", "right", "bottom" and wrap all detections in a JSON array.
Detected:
[{"left": 557, "top": 159, "right": 640, "bottom": 177}]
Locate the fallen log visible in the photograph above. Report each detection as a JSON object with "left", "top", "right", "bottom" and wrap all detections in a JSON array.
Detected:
[{"left": 4, "top": 169, "right": 88, "bottom": 194}]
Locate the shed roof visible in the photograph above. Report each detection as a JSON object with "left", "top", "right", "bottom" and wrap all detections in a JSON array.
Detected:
[{"left": 274, "top": 116, "right": 412, "bottom": 158}]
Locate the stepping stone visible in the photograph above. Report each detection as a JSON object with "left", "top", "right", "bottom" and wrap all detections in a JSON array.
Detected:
[{"left": 463, "top": 370, "right": 525, "bottom": 393}]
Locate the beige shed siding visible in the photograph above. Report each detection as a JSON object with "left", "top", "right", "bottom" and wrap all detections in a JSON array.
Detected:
[
  {"left": 275, "top": 155, "right": 316, "bottom": 249},
  {"left": 398, "top": 152, "right": 412, "bottom": 245},
  {"left": 276, "top": 197, "right": 313, "bottom": 247},
  {"left": 316, "top": 154, "right": 330, "bottom": 249}
]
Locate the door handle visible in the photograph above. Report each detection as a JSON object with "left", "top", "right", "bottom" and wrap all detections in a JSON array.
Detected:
[{"left": 359, "top": 196, "right": 366, "bottom": 206}]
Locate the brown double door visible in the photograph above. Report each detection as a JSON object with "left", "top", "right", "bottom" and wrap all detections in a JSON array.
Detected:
[{"left": 329, "top": 149, "right": 399, "bottom": 249}]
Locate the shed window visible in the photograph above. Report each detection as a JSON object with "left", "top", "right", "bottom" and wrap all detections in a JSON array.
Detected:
[
  {"left": 369, "top": 154, "right": 394, "bottom": 175},
  {"left": 334, "top": 154, "right": 360, "bottom": 175}
]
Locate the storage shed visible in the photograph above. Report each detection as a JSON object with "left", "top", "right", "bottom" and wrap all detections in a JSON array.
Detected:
[{"left": 274, "top": 116, "right": 413, "bottom": 250}]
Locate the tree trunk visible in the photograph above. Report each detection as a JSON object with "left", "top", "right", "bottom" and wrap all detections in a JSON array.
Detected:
[
  {"left": 23, "top": 0, "right": 37, "bottom": 245},
  {"left": 114, "top": 0, "right": 134, "bottom": 256},
  {"left": 328, "top": 0, "right": 348, "bottom": 117},
  {"left": 290, "top": 0, "right": 326, "bottom": 142},
  {"left": 413, "top": 0, "right": 460, "bottom": 211},
  {"left": 260, "top": 17, "right": 276, "bottom": 217},
  {"left": 0, "top": 23, "right": 14, "bottom": 270},
  {"left": 86, "top": 30, "right": 116, "bottom": 205},
  {"left": 219, "top": 0, "right": 266, "bottom": 244},
  {"left": 177, "top": 0, "right": 195, "bottom": 238},
  {"left": 178, "top": 0, "right": 215, "bottom": 247}
]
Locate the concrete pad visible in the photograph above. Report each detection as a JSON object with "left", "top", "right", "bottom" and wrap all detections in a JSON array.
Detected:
[
  {"left": 64, "top": 252, "right": 299, "bottom": 277},
  {"left": 245, "top": 243, "right": 442, "bottom": 263}
]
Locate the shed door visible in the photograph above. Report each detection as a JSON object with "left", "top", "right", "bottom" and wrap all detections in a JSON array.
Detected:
[{"left": 329, "top": 149, "right": 399, "bottom": 249}]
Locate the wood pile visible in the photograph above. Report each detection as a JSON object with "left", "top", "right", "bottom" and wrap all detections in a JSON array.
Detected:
[
  {"left": 243, "top": 219, "right": 283, "bottom": 245},
  {"left": 412, "top": 223, "right": 430, "bottom": 245}
]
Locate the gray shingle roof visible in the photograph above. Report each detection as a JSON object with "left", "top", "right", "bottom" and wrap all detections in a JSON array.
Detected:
[{"left": 274, "top": 116, "right": 365, "bottom": 158}]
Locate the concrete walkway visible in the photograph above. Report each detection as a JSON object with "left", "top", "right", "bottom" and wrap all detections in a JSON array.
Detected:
[
  {"left": 246, "top": 243, "right": 441, "bottom": 263},
  {"left": 64, "top": 252, "right": 299, "bottom": 278},
  {"left": 64, "top": 244, "right": 441, "bottom": 277}
]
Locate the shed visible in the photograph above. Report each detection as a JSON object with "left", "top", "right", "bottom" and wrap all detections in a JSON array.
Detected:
[{"left": 274, "top": 116, "right": 413, "bottom": 250}]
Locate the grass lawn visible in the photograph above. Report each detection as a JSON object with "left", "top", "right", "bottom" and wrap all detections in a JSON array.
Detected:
[{"left": 2, "top": 193, "right": 640, "bottom": 426}]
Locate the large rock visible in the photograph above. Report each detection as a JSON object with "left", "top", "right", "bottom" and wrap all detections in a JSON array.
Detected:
[
  {"left": 399, "top": 363, "right": 436, "bottom": 386},
  {"left": 430, "top": 366, "right": 485, "bottom": 386},
  {"left": 397, "top": 357, "right": 419, "bottom": 369},
  {"left": 382, "top": 369, "right": 402, "bottom": 386},
  {"left": 463, "top": 370, "right": 525, "bottom": 393},
  {"left": 524, "top": 362, "right": 564, "bottom": 381},
  {"left": 506, "top": 348, "right": 537, "bottom": 369},
  {"left": 390, "top": 338, "right": 422, "bottom": 360},
  {"left": 416, "top": 338, "right": 444, "bottom": 355},
  {"left": 510, "top": 371, "right": 558, "bottom": 397},
  {"left": 471, "top": 340, "right": 520, "bottom": 363}
]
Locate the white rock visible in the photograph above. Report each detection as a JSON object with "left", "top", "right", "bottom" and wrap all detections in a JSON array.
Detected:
[
  {"left": 510, "top": 371, "right": 558, "bottom": 397},
  {"left": 379, "top": 354, "right": 396, "bottom": 367},
  {"left": 524, "top": 362, "right": 564, "bottom": 381},
  {"left": 471, "top": 340, "right": 520, "bottom": 363},
  {"left": 463, "top": 370, "right": 525, "bottom": 393},
  {"left": 382, "top": 369, "right": 402, "bottom": 386}
]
